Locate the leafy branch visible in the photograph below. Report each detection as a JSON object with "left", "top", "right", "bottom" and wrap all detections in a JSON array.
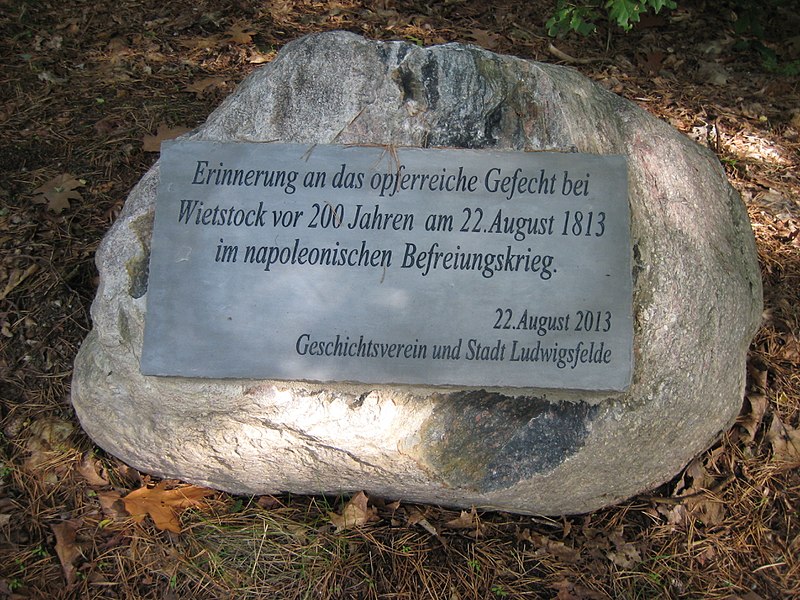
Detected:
[{"left": 546, "top": 0, "right": 677, "bottom": 37}]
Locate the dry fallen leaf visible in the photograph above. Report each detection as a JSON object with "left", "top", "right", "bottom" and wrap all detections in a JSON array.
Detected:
[
  {"left": 93, "top": 116, "right": 124, "bottom": 136},
  {"left": 114, "top": 461, "right": 142, "bottom": 488},
  {"left": 606, "top": 528, "right": 642, "bottom": 569},
  {"left": 96, "top": 490, "right": 128, "bottom": 523},
  {"left": 444, "top": 508, "right": 477, "bottom": 529},
  {"left": 121, "top": 481, "right": 215, "bottom": 533},
  {"left": 328, "top": 491, "right": 379, "bottom": 532},
  {"left": 23, "top": 417, "right": 75, "bottom": 485},
  {"left": 0, "top": 495, "right": 15, "bottom": 529},
  {"left": 225, "top": 21, "right": 256, "bottom": 44},
  {"left": 184, "top": 76, "right": 227, "bottom": 97},
  {"left": 264, "top": 0, "right": 294, "bottom": 22},
  {"left": 142, "top": 124, "right": 192, "bottom": 152},
  {"left": 748, "top": 361, "right": 768, "bottom": 391},
  {"left": 528, "top": 532, "right": 581, "bottom": 563},
  {"left": 779, "top": 333, "right": 800, "bottom": 362},
  {"left": 663, "top": 502, "right": 688, "bottom": 528},
  {"left": 406, "top": 506, "right": 435, "bottom": 533},
  {"left": 469, "top": 29, "right": 503, "bottom": 50},
  {"left": 75, "top": 452, "right": 109, "bottom": 486},
  {"left": 177, "top": 35, "right": 221, "bottom": 50},
  {"left": 691, "top": 495, "right": 726, "bottom": 527},
  {"left": 443, "top": 507, "right": 485, "bottom": 537},
  {"left": 738, "top": 393, "right": 769, "bottom": 442},
  {"left": 0, "top": 263, "right": 39, "bottom": 303},
  {"left": 51, "top": 520, "right": 82, "bottom": 585},
  {"left": 32, "top": 173, "right": 84, "bottom": 213},
  {"left": 256, "top": 495, "right": 282, "bottom": 509},
  {"left": 550, "top": 578, "right": 606, "bottom": 600},
  {"left": 249, "top": 50, "right": 275, "bottom": 64},
  {"left": 642, "top": 50, "right": 665, "bottom": 74},
  {"left": 767, "top": 415, "right": 800, "bottom": 462},
  {"left": 668, "top": 458, "right": 726, "bottom": 526}
]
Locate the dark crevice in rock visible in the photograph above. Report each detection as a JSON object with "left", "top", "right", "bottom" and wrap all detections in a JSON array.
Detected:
[
  {"left": 379, "top": 39, "right": 412, "bottom": 65},
  {"left": 117, "top": 308, "right": 130, "bottom": 342},
  {"left": 394, "top": 64, "right": 425, "bottom": 107},
  {"left": 127, "top": 213, "right": 153, "bottom": 298},
  {"left": 398, "top": 67, "right": 416, "bottom": 103},
  {"left": 349, "top": 393, "right": 368, "bottom": 409},
  {"left": 419, "top": 55, "right": 440, "bottom": 110},
  {"left": 419, "top": 392, "right": 598, "bottom": 493},
  {"left": 632, "top": 242, "right": 643, "bottom": 285},
  {"left": 483, "top": 104, "right": 504, "bottom": 146},
  {"left": 127, "top": 253, "right": 149, "bottom": 299}
]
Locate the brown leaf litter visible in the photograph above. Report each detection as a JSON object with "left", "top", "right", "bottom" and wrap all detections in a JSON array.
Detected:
[
  {"left": 31, "top": 173, "right": 84, "bottom": 214},
  {"left": 121, "top": 481, "right": 215, "bottom": 533},
  {"left": 328, "top": 491, "right": 379, "bottom": 531}
]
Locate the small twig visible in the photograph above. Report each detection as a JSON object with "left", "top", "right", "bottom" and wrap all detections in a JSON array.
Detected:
[
  {"left": 547, "top": 43, "right": 605, "bottom": 65},
  {"left": 300, "top": 143, "right": 317, "bottom": 162},
  {"left": 642, "top": 475, "right": 736, "bottom": 505},
  {"left": 0, "top": 263, "right": 39, "bottom": 302},
  {"left": 332, "top": 106, "right": 367, "bottom": 143},
  {"left": 510, "top": 22, "right": 547, "bottom": 42}
]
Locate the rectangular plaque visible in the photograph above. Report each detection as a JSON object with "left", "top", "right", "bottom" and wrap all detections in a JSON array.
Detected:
[{"left": 141, "top": 141, "right": 632, "bottom": 391}]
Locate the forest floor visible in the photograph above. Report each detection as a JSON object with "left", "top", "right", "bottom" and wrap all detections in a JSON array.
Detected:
[{"left": 1, "top": 0, "right": 798, "bottom": 598}]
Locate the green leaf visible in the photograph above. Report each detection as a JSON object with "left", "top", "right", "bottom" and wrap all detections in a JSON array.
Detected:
[
  {"left": 646, "top": 0, "right": 676, "bottom": 12},
  {"left": 546, "top": 0, "right": 675, "bottom": 37},
  {"left": 606, "top": 0, "right": 641, "bottom": 30}
]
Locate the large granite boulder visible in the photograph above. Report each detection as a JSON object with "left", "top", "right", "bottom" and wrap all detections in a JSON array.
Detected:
[{"left": 71, "top": 31, "right": 762, "bottom": 515}]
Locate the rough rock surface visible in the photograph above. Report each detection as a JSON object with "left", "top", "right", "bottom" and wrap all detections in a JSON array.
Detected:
[{"left": 71, "top": 31, "right": 762, "bottom": 515}]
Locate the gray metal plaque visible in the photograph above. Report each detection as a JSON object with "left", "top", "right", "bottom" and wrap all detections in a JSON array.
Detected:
[{"left": 141, "top": 141, "right": 632, "bottom": 391}]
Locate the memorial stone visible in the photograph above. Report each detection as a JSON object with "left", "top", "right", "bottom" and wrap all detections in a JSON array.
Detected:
[
  {"left": 71, "top": 31, "right": 762, "bottom": 515},
  {"left": 141, "top": 142, "right": 633, "bottom": 392}
]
